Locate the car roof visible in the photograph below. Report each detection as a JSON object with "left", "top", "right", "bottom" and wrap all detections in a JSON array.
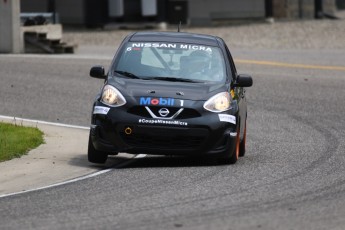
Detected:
[{"left": 127, "top": 31, "right": 222, "bottom": 47}]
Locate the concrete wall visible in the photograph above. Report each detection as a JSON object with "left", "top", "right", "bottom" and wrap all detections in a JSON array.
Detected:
[
  {"left": 21, "top": 0, "right": 85, "bottom": 25},
  {"left": 273, "top": 0, "right": 314, "bottom": 18},
  {"left": 286, "top": 0, "right": 315, "bottom": 18},
  {"left": 273, "top": 0, "right": 336, "bottom": 19},
  {"left": 57, "top": 0, "right": 85, "bottom": 25},
  {"left": 337, "top": 0, "right": 345, "bottom": 9},
  {"left": 21, "top": 0, "right": 47, "bottom": 12},
  {"left": 272, "top": 0, "right": 287, "bottom": 18},
  {"left": 20, "top": 0, "right": 337, "bottom": 26},
  {"left": 0, "top": 0, "right": 23, "bottom": 53},
  {"left": 323, "top": 0, "right": 337, "bottom": 14},
  {"left": 188, "top": 0, "right": 265, "bottom": 26}
]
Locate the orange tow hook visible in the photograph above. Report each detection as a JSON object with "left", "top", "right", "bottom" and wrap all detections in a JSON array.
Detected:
[{"left": 124, "top": 127, "right": 132, "bottom": 135}]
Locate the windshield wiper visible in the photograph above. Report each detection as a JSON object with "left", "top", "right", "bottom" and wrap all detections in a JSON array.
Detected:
[
  {"left": 114, "top": 70, "right": 141, "bottom": 79},
  {"left": 114, "top": 72, "right": 202, "bottom": 83},
  {"left": 150, "top": 77, "right": 202, "bottom": 83}
]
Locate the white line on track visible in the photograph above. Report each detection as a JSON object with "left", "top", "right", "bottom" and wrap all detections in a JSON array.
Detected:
[
  {"left": 0, "top": 169, "right": 112, "bottom": 199},
  {"left": 0, "top": 115, "right": 147, "bottom": 199},
  {"left": 0, "top": 154, "right": 147, "bottom": 199},
  {"left": 0, "top": 115, "right": 90, "bottom": 130},
  {"left": 0, "top": 155, "right": 147, "bottom": 199}
]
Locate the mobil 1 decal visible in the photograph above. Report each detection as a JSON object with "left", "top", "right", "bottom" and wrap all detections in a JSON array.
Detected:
[
  {"left": 139, "top": 97, "right": 185, "bottom": 107},
  {"left": 140, "top": 97, "right": 175, "bottom": 106}
]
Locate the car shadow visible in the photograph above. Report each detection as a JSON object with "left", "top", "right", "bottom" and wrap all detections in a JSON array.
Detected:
[
  {"left": 117, "top": 155, "right": 221, "bottom": 169},
  {"left": 68, "top": 154, "right": 133, "bottom": 170},
  {"left": 68, "top": 153, "right": 227, "bottom": 170}
]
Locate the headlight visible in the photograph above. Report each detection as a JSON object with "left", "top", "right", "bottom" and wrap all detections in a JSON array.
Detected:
[
  {"left": 203, "top": 92, "right": 232, "bottom": 112},
  {"left": 100, "top": 85, "right": 126, "bottom": 107}
]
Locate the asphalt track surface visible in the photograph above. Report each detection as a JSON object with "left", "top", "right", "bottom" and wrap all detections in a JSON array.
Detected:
[{"left": 1, "top": 46, "right": 345, "bottom": 230}]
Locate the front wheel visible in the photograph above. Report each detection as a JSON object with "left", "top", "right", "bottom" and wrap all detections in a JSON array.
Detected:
[
  {"left": 87, "top": 133, "right": 108, "bottom": 164},
  {"left": 239, "top": 120, "right": 247, "bottom": 157},
  {"left": 218, "top": 128, "right": 240, "bottom": 165}
]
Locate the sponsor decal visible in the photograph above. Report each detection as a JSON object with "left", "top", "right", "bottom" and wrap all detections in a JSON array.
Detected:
[
  {"left": 179, "top": 44, "right": 212, "bottom": 52},
  {"left": 131, "top": 43, "right": 212, "bottom": 52},
  {"left": 218, "top": 114, "right": 236, "bottom": 125},
  {"left": 139, "top": 119, "right": 188, "bottom": 126},
  {"left": 139, "top": 97, "right": 175, "bottom": 106},
  {"left": 93, "top": 106, "right": 110, "bottom": 115},
  {"left": 133, "top": 43, "right": 178, "bottom": 49},
  {"left": 229, "top": 132, "right": 237, "bottom": 137},
  {"left": 230, "top": 89, "right": 235, "bottom": 99}
]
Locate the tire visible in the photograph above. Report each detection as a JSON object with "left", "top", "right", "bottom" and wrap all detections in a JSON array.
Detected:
[
  {"left": 239, "top": 120, "right": 247, "bottom": 157},
  {"left": 218, "top": 128, "right": 240, "bottom": 165},
  {"left": 87, "top": 133, "right": 108, "bottom": 163}
]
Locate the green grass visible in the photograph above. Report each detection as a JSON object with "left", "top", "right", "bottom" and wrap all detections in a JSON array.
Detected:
[{"left": 0, "top": 122, "right": 44, "bottom": 162}]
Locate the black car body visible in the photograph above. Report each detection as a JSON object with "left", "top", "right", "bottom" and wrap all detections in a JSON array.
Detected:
[{"left": 88, "top": 31, "right": 252, "bottom": 164}]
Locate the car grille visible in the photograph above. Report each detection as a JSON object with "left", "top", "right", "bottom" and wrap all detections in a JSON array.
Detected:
[
  {"left": 120, "top": 127, "right": 208, "bottom": 149},
  {"left": 127, "top": 106, "right": 201, "bottom": 119}
]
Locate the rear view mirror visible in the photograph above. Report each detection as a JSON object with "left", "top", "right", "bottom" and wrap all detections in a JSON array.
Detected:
[
  {"left": 235, "top": 74, "right": 253, "bottom": 87},
  {"left": 90, "top": 65, "right": 106, "bottom": 79}
]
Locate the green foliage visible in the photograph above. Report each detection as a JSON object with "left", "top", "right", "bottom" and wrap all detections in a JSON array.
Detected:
[{"left": 0, "top": 122, "right": 44, "bottom": 162}]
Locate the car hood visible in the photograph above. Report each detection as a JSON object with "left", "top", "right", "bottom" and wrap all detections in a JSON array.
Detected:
[{"left": 109, "top": 77, "right": 227, "bottom": 101}]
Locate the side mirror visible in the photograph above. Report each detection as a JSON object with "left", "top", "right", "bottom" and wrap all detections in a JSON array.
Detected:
[
  {"left": 90, "top": 65, "right": 106, "bottom": 79},
  {"left": 235, "top": 74, "right": 253, "bottom": 87}
]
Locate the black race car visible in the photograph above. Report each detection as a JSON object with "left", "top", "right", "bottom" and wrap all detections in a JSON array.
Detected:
[{"left": 88, "top": 31, "right": 252, "bottom": 164}]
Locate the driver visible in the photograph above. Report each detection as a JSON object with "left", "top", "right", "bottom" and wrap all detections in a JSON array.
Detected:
[{"left": 187, "top": 50, "right": 211, "bottom": 77}]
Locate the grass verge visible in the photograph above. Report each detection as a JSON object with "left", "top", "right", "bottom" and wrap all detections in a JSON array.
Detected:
[{"left": 0, "top": 122, "right": 44, "bottom": 162}]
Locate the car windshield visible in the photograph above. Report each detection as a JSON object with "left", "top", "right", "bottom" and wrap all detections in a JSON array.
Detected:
[{"left": 112, "top": 42, "right": 227, "bottom": 83}]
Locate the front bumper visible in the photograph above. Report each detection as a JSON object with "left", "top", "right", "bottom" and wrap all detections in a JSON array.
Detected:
[{"left": 90, "top": 103, "right": 238, "bottom": 156}]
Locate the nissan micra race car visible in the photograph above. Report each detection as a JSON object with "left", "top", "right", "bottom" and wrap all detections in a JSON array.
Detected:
[{"left": 88, "top": 31, "right": 253, "bottom": 164}]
